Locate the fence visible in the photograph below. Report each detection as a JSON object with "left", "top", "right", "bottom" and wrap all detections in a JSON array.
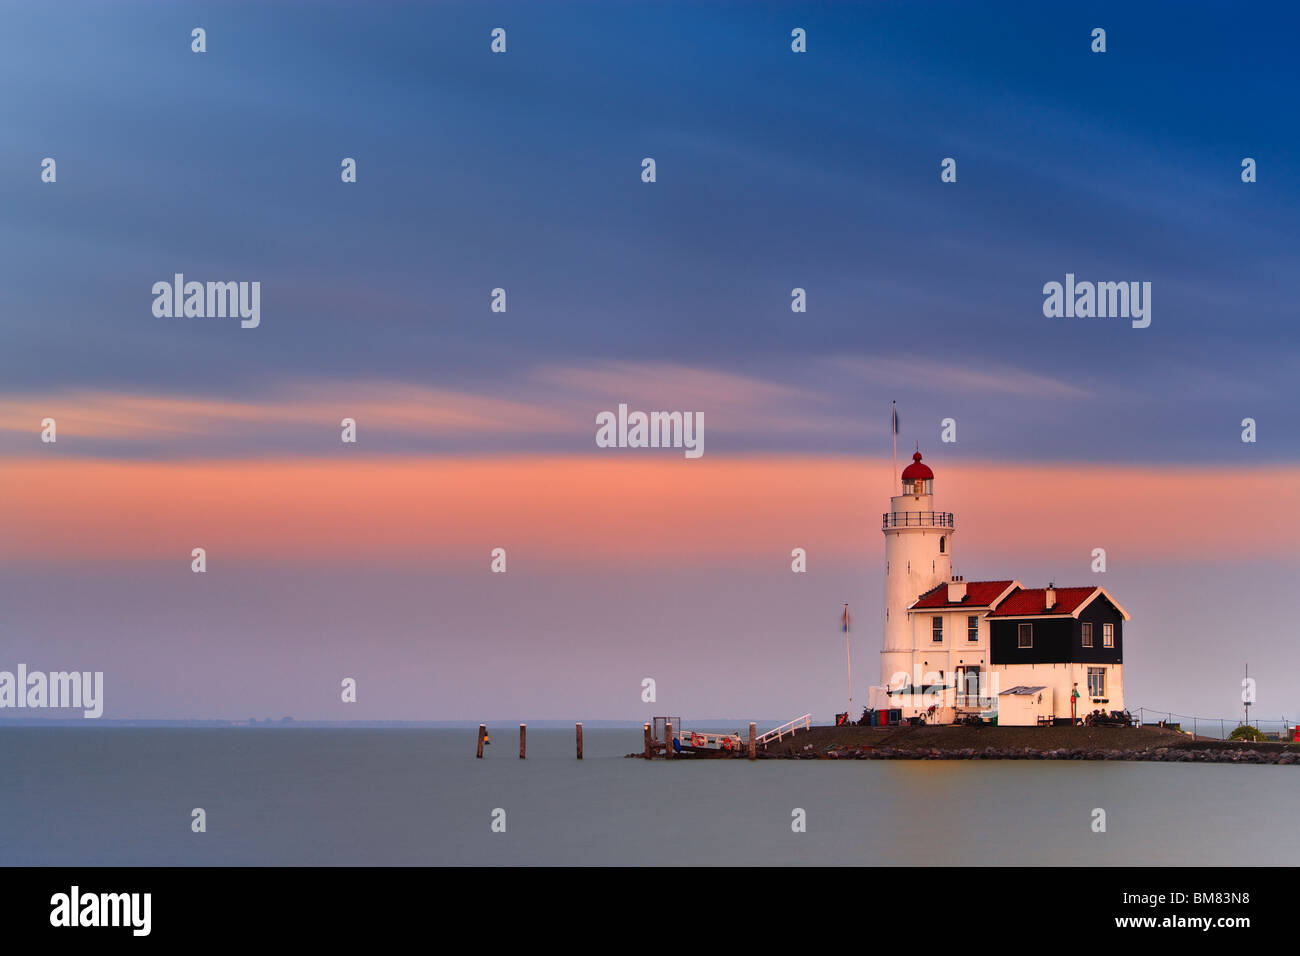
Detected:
[
  {"left": 756, "top": 714, "right": 813, "bottom": 745},
  {"left": 1134, "top": 707, "right": 1293, "bottom": 740},
  {"left": 651, "top": 716, "right": 683, "bottom": 744}
]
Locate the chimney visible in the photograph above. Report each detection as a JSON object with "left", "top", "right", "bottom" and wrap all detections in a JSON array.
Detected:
[
  {"left": 1045, "top": 583, "right": 1056, "bottom": 610},
  {"left": 947, "top": 577, "right": 967, "bottom": 602}
]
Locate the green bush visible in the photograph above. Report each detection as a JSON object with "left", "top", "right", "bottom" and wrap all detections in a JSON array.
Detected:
[{"left": 1228, "top": 725, "right": 1267, "bottom": 742}]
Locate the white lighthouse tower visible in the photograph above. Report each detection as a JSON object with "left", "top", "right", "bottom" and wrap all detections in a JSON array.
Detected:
[{"left": 880, "top": 450, "right": 953, "bottom": 690}]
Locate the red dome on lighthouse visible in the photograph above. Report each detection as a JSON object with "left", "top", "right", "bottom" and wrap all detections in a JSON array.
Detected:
[{"left": 900, "top": 451, "right": 933, "bottom": 480}]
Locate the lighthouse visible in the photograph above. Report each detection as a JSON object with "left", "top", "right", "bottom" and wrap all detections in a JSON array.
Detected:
[
  {"left": 868, "top": 445, "right": 1132, "bottom": 726},
  {"left": 880, "top": 451, "right": 953, "bottom": 689}
]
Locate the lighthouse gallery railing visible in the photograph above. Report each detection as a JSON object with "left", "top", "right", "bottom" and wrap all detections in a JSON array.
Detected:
[{"left": 882, "top": 511, "right": 954, "bottom": 529}]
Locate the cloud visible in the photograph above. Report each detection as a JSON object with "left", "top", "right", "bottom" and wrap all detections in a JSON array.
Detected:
[
  {"left": 4, "top": 456, "right": 1296, "bottom": 568},
  {"left": 826, "top": 355, "right": 1093, "bottom": 401},
  {"left": 535, "top": 360, "right": 815, "bottom": 407},
  {"left": 0, "top": 382, "right": 569, "bottom": 443},
  {"left": 0, "top": 362, "right": 832, "bottom": 453}
]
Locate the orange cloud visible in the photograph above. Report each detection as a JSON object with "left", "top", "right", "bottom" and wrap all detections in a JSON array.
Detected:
[
  {"left": 2, "top": 456, "right": 1296, "bottom": 566},
  {"left": 0, "top": 363, "right": 840, "bottom": 447},
  {"left": 0, "top": 384, "right": 569, "bottom": 441}
]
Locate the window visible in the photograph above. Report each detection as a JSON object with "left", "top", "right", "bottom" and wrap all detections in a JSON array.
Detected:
[
  {"left": 967, "top": 616, "right": 978, "bottom": 642},
  {"left": 1018, "top": 623, "right": 1033, "bottom": 648},
  {"left": 1103, "top": 623, "right": 1114, "bottom": 648},
  {"left": 939, "top": 537, "right": 946, "bottom": 553},
  {"left": 1088, "top": 667, "right": 1106, "bottom": 698},
  {"left": 1081, "top": 622, "right": 1093, "bottom": 647},
  {"left": 932, "top": 617, "right": 943, "bottom": 642}
]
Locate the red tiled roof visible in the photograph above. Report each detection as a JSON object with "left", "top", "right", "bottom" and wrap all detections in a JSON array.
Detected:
[
  {"left": 987, "top": 586, "right": 1097, "bottom": 617},
  {"left": 911, "top": 580, "right": 1016, "bottom": 609}
]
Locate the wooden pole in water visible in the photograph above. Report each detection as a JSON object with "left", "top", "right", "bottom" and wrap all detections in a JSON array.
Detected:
[
  {"left": 665, "top": 720, "right": 674, "bottom": 760},
  {"left": 748, "top": 722, "right": 757, "bottom": 760},
  {"left": 576, "top": 722, "right": 583, "bottom": 759},
  {"left": 477, "top": 724, "right": 486, "bottom": 758},
  {"left": 643, "top": 723, "right": 652, "bottom": 759},
  {"left": 519, "top": 723, "right": 526, "bottom": 759}
]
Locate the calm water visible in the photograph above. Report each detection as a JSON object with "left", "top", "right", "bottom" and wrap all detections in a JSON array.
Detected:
[{"left": 1, "top": 728, "right": 1295, "bottom": 866}]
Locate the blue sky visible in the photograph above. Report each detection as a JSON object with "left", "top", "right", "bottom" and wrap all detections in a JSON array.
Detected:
[{"left": 3, "top": 1, "right": 1297, "bottom": 461}]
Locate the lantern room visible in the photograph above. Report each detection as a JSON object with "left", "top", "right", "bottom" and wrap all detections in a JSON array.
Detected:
[{"left": 900, "top": 451, "right": 934, "bottom": 496}]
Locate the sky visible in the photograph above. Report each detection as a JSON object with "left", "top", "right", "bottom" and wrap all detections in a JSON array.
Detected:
[{"left": 1, "top": 1, "right": 1298, "bottom": 723}]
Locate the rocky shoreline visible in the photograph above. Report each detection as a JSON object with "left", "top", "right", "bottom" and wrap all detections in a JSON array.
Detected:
[
  {"left": 766, "top": 745, "right": 1298, "bottom": 764},
  {"left": 642, "top": 724, "right": 1300, "bottom": 764}
]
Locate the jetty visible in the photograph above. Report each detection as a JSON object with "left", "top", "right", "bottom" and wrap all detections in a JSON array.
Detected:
[{"left": 634, "top": 714, "right": 813, "bottom": 759}]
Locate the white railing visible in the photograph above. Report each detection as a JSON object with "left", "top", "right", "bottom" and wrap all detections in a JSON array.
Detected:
[{"left": 756, "top": 714, "right": 812, "bottom": 746}]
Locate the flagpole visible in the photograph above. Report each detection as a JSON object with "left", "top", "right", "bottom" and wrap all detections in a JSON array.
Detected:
[
  {"left": 844, "top": 604, "right": 852, "bottom": 720},
  {"left": 891, "top": 400, "right": 898, "bottom": 491}
]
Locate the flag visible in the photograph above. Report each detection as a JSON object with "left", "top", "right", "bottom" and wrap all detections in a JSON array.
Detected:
[
  {"left": 891, "top": 403, "right": 899, "bottom": 435},
  {"left": 842, "top": 604, "right": 851, "bottom": 633}
]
